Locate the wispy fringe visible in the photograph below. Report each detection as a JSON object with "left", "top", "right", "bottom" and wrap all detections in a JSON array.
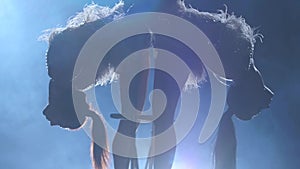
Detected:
[
  {"left": 38, "top": 1, "right": 125, "bottom": 43},
  {"left": 177, "top": 0, "right": 263, "bottom": 47},
  {"left": 184, "top": 68, "right": 207, "bottom": 91},
  {"left": 82, "top": 65, "right": 119, "bottom": 92},
  {"left": 95, "top": 65, "right": 120, "bottom": 87}
]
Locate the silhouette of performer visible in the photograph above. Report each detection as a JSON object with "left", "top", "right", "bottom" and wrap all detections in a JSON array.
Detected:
[
  {"left": 43, "top": 18, "right": 110, "bottom": 169},
  {"left": 214, "top": 63, "right": 273, "bottom": 169},
  {"left": 174, "top": 2, "right": 274, "bottom": 169},
  {"left": 42, "top": 1, "right": 274, "bottom": 169}
]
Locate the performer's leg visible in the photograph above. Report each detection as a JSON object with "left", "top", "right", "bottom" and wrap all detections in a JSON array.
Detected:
[
  {"left": 113, "top": 70, "right": 149, "bottom": 169},
  {"left": 152, "top": 70, "right": 181, "bottom": 169}
]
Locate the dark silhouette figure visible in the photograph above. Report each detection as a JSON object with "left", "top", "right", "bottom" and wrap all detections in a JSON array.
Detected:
[
  {"left": 42, "top": 1, "right": 274, "bottom": 169},
  {"left": 174, "top": 1, "right": 274, "bottom": 169},
  {"left": 214, "top": 63, "right": 273, "bottom": 169},
  {"left": 43, "top": 19, "right": 109, "bottom": 169}
]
